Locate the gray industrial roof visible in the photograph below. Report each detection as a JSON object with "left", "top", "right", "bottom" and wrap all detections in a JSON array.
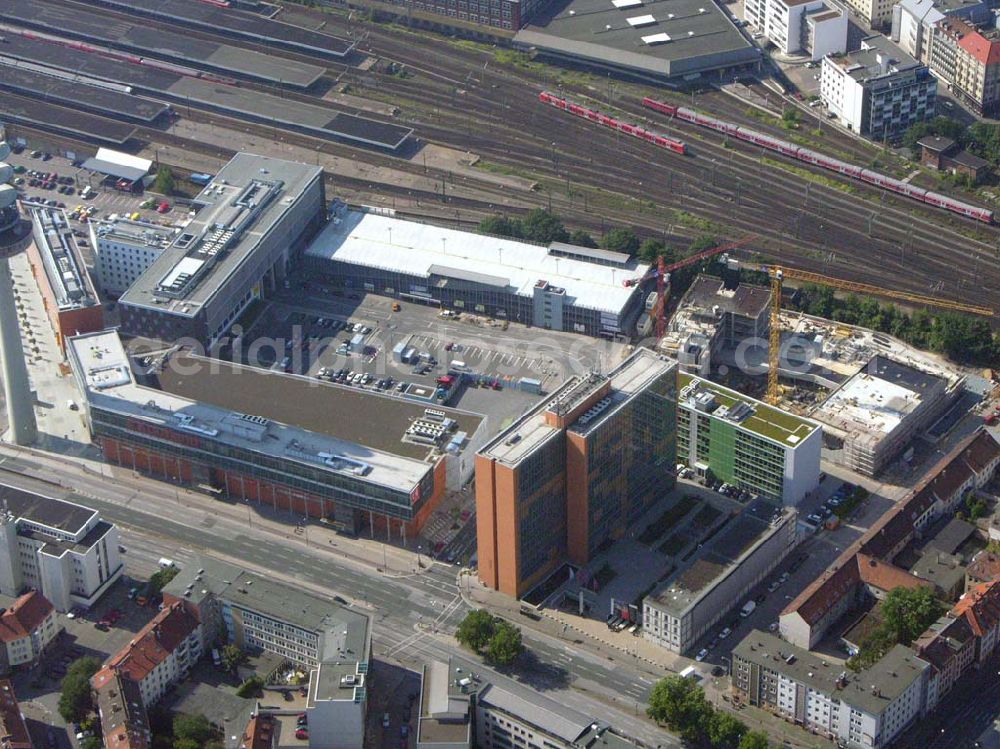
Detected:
[
  {"left": 477, "top": 683, "right": 596, "bottom": 743},
  {"left": 733, "top": 631, "right": 929, "bottom": 716},
  {"left": 163, "top": 555, "right": 369, "bottom": 659},
  {"left": 0, "top": 483, "right": 97, "bottom": 536},
  {"left": 120, "top": 153, "right": 321, "bottom": 315},
  {"left": 515, "top": 0, "right": 760, "bottom": 78}
]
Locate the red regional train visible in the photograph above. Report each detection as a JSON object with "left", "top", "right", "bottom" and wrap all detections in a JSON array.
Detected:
[
  {"left": 642, "top": 97, "right": 994, "bottom": 224},
  {"left": 539, "top": 91, "right": 686, "bottom": 155}
]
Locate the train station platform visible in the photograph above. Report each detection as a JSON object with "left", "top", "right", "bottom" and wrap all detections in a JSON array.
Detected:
[
  {"left": 0, "top": 93, "right": 136, "bottom": 144},
  {"left": 92, "top": 0, "right": 355, "bottom": 59},
  {"left": 0, "top": 62, "right": 169, "bottom": 123},
  {"left": 0, "top": 0, "right": 327, "bottom": 89}
]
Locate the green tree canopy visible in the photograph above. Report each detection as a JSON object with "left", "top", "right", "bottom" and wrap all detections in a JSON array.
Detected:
[
  {"left": 456, "top": 609, "right": 496, "bottom": 653},
  {"left": 708, "top": 711, "right": 749, "bottom": 749},
  {"left": 881, "top": 586, "right": 945, "bottom": 646},
  {"left": 739, "top": 730, "right": 773, "bottom": 749},
  {"left": 485, "top": 621, "right": 523, "bottom": 667},
  {"left": 601, "top": 227, "right": 640, "bottom": 254},
  {"left": 173, "top": 714, "right": 214, "bottom": 746},
  {"left": 154, "top": 166, "right": 175, "bottom": 195},
  {"left": 568, "top": 229, "right": 597, "bottom": 248},
  {"left": 220, "top": 644, "right": 247, "bottom": 674},
  {"left": 80, "top": 737, "right": 102, "bottom": 749},
  {"left": 520, "top": 208, "right": 568, "bottom": 243},
  {"left": 647, "top": 675, "right": 712, "bottom": 742},
  {"left": 58, "top": 657, "right": 101, "bottom": 723},
  {"left": 148, "top": 565, "right": 180, "bottom": 597},
  {"left": 478, "top": 214, "right": 522, "bottom": 239}
]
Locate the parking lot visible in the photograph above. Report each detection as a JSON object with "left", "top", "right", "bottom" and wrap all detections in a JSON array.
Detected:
[{"left": 5, "top": 143, "right": 182, "bottom": 269}]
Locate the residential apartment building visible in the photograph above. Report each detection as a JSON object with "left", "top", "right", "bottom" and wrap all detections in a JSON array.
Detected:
[
  {"left": 94, "top": 671, "right": 151, "bottom": 749},
  {"left": 476, "top": 349, "right": 677, "bottom": 598},
  {"left": 821, "top": 36, "right": 936, "bottom": 139},
  {"left": 914, "top": 579, "right": 1000, "bottom": 709},
  {"left": 0, "top": 484, "right": 122, "bottom": 612},
  {"left": 89, "top": 218, "right": 176, "bottom": 297},
  {"left": 163, "top": 557, "right": 372, "bottom": 749},
  {"left": 732, "top": 632, "right": 930, "bottom": 749},
  {"left": 781, "top": 428, "right": 1000, "bottom": 649},
  {"left": 929, "top": 16, "right": 1000, "bottom": 115},
  {"left": 840, "top": 0, "right": 896, "bottom": 29},
  {"left": 0, "top": 681, "right": 33, "bottom": 749},
  {"left": 891, "top": 0, "right": 988, "bottom": 63},
  {"left": 94, "top": 602, "right": 203, "bottom": 708},
  {"left": 744, "top": 0, "right": 847, "bottom": 60},
  {"left": 0, "top": 592, "right": 60, "bottom": 673},
  {"left": 643, "top": 501, "right": 796, "bottom": 653},
  {"left": 676, "top": 374, "right": 821, "bottom": 506}
]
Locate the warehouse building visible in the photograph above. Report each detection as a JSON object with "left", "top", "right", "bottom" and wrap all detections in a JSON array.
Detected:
[
  {"left": 119, "top": 153, "right": 325, "bottom": 345},
  {"left": 476, "top": 349, "right": 676, "bottom": 598},
  {"left": 513, "top": 0, "right": 761, "bottom": 81},
  {"left": 0, "top": 484, "right": 123, "bottom": 612},
  {"left": 164, "top": 556, "right": 372, "bottom": 749},
  {"left": 304, "top": 203, "right": 648, "bottom": 338},
  {"left": 812, "top": 355, "right": 961, "bottom": 476},
  {"left": 89, "top": 218, "right": 177, "bottom": 297},
  {"left": 26, "top": 206, "right": 103, "bottom": 351},
  {"left": 643, "top": 500, "right": 796, "bottom": 653},
  {"left": 68, "top": 330, "right": 487, "bottom": 538},
  {"left": 677, "top": 374, "right": 822, "bottom": 505},
  {"left": 732, "top": 631, "right": 930, "bottom": 749}
]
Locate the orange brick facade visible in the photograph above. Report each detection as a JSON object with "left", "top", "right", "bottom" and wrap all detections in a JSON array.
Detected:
[{"left": 26, "top": 239, "right": 103, "bottom": 352}]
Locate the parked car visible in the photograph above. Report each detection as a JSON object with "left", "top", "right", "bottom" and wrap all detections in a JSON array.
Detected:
[
  {"left": 695, "top": 648, "right": 708, "bottom": 662},
  {"left": 719, "top": 627, "right": 732, "bottom": 640},
  {"left": 294, "top": 729, "right": 308, "bottom": 740}
]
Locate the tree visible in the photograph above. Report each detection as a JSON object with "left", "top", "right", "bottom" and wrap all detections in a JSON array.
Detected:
[
  {"left": 236, "top": 676, "right": 263, "bottom": 698},
  {"left": 220, "top": 644, "right": 247, "bottom": 674},
  {"left": 173, "top": 739, "right": 200, "bottom": 749},
  {"left": 881, "top": 586, "right": 945, "bottom": 646},
  {"left": 173, "top": 714, "right": 214, "bottom": 747},
  {"left": 58, "top": 657, "right": 101, "bottom": 723},
  {"left": 485, "top": 621, "right": 523, "bottom": 667},
  {"left": 455, "top": 609, "right": 496, "bottom": 653},
  {"left": 478, "top": 214, "right": 522, "bottom": 239},
  {"left": 568, "top": 229, "right": 597, "bottom": 248},
  {"left": 520, "top": 209, "right": 568, "bottom": 243},
  {"left": 601, "top": 227, "right": 640, "bottom": 255},
  {"left": 708, "top": 711, "right": 748, "bottom": 749},
  {"left": 739, "top": 730, "right": 773, "bottom": 749},
  {"left": 153, "top": 166, "right": 175, "bottom": 195},
  {"left": 148, "top": 565, "right": 180, "bottom": 597},
  {"left": 638, "top": 238, "right": 666, "bottom": 264},
  {"left": 80, "top": 737, "right": 102, "bottom": 749},
  {"left": 647, "top": 675, "right": 712, "bottom": 740}
]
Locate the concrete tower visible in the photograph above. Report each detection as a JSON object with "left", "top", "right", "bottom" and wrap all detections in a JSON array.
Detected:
[{"left": 0, "top": 141, "right": 37, "bottom": 445}]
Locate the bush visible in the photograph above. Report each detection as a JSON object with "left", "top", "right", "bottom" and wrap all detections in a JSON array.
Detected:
[{"left": 236, "top": 677, "right": 263, "bottom": 698}]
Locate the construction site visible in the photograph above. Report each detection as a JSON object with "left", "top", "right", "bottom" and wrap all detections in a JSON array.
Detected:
[{"left": 645, "top": 245, "right": 993, "bottom": 478}]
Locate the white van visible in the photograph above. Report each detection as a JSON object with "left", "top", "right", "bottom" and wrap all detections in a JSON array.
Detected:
[
  {"left": 450, "top": 360, "right": 468, "bottom": 371},
  {"left": 158, "top": 557, "right": 175, "bottom": 569},
  {"left": 740, "top": 600, "right": 756, "bottom": 618}
]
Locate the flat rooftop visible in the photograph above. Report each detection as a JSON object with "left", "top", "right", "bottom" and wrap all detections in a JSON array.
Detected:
[
  {"left": 68, "top": 330, "right": 474, "bottom": 500},
  {"left": 832, "top": 35, "right": 922, "bottom": 82},
  {"left": 27, "top": 207, "right": 100, "bottom": 311},
  {"left": 120, "top": 153, "right": 321, "bottom": 316},
  {"left": 646, "top": 500, "right": 791, "bottom": 617},
  {"left": 1, "top": 0, "right": 327, "bottom": 89},
  {"left": 163, "top": 555, "right": 369, "bottom": 665},
  {"left": 305, "top": 208, "right": 647, "bottom": 314},
  {"left": 0, "top": 91, "right": 136, "bottom": 145},
  {"left": 515, "top": 0, "right": 759, "bottom": 78},
  {"left": 679, "top": 373, "right": 819, "bottom": 446},
  {"left": 733, "top": 632, "right": 928, "bottom": 715},
  {"left": 155, "top": 351, "right": 483, "bottom": 461},
  {"left": 476, "top": 683, "right": 601, "bottom": 744},
  {"left": 0, "top": 62, "right": 168, "bottom": 123},
  {"left": 93, "top": 0, "right": 355, "bottom": 58},
  {"left": 417, "top": 660, "right": 473, "bottom": 746},
  {"left": 91, "top": 218, "right": 177, "bottom": 249},
  {"left": 814, "top": 355, "right": 948, "bottom": 437},
  {"left": 0, "top": 483, "right": 98, "bottom": 537}
]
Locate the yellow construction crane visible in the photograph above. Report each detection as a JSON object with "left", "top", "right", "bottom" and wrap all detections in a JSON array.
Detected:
[{"left": 738, "top": 263, "right": 995, "bottom": 405}]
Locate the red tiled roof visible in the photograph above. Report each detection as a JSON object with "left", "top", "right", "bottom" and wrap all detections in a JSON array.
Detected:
[
  {"left": 0, "top": 680, "right": 33, "bottom": 749},
  {"left": 959, "top": 29, "right": 1000, "bottom": 66},
  {"left": 102, "top": 602, "right": 200, "bottom": 683},
  {"left": 856, "top": 553, "right": 930, "bottom": 593},
  {"left": 962, "top": 430, "right": 1000, "bottom": 474},
  {"left": 951, "top": 580, "right": 1000, "bottom": 637},
  {"left": 240, "top": 715, "right": 275, "bottom": 749},
  {"left": 782, "top": 429, "right": 999, "bottom": 626},
  {"left": 0, "top": 591, "right": 54, "bottom": 643}
]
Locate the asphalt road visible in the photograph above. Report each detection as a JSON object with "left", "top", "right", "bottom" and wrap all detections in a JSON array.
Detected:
[{"left": 0, "top": 447, "right": 680, "bottom": 748}]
